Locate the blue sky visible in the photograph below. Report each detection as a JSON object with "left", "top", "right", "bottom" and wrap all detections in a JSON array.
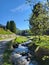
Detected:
[{"left": 0, "top": 0, "right": 46, "bottom": 30}]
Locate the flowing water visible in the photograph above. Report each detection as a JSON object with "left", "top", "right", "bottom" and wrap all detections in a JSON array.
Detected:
[{"left": 11, "top": 40, "right": 38, "bottom": 65}]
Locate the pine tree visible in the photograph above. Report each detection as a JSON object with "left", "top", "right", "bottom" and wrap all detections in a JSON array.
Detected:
[
  {"left": 6, "top": 21, "right": 10, "bottom": 29},
  {"left": 10, "top": 21, "right": 16, "bottom": 33}
]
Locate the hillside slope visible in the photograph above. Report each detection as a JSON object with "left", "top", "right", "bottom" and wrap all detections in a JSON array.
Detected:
[
  {"left": 0, "top": 28, "right": 12, "bottom": 34},
  {"left": 0, "top": 28, "right": 16, "bottom": 40}
]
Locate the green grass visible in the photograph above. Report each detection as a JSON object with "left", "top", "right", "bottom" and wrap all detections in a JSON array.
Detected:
[
  {"left": 0, "top": 28, "right": 12, "bottom": 34},
  {"left": 14, "top": 36, "right": 28, "bottom": 44},
  {"left": 29, "top": 35, "right": 49, "bottom": 49},
  {"left": 37, "top": 36, "right": 49, "bottom": 48},
  {"left": 0, "top": 38, "right": 2, "bottom": 40},
  {"left": 0, "top": 28, "right": 14, "bottom": 40}
]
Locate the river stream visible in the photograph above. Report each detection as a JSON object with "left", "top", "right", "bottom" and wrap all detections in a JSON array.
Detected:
[{"left": 11, "top": 40, "right": 38, "bottom": 65}]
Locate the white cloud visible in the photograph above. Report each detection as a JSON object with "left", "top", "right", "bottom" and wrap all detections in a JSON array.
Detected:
[{"left": 10, "top": 4, "right": 30, "bottom": 12}]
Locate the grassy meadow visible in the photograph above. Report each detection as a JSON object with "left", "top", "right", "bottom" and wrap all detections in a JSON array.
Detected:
[{"left": 14, "top": 36, "right": 28, "bottom": 44}]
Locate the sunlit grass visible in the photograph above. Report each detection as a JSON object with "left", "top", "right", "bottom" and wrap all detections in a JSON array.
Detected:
[
  {"left": 0, "top": 28, "right": 12, "bottom": 34},
  {"left": 29, "top": 35, "right": 49, "bottom": 49},
  {"left": 14, "top": 36, "right": 28, "bottom": 44}
]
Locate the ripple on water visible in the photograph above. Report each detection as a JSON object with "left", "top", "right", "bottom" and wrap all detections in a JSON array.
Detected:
[{"left": 14, "top": 45, "right": 28, "bottom": 54}]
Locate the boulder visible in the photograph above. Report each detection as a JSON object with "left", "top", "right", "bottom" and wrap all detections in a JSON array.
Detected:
[
  {"left": 13, "top": 43, "right": 19, "bottom": 48},
  {"left": 35, "top": 46, "right": 49, "bottom": 58}
]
